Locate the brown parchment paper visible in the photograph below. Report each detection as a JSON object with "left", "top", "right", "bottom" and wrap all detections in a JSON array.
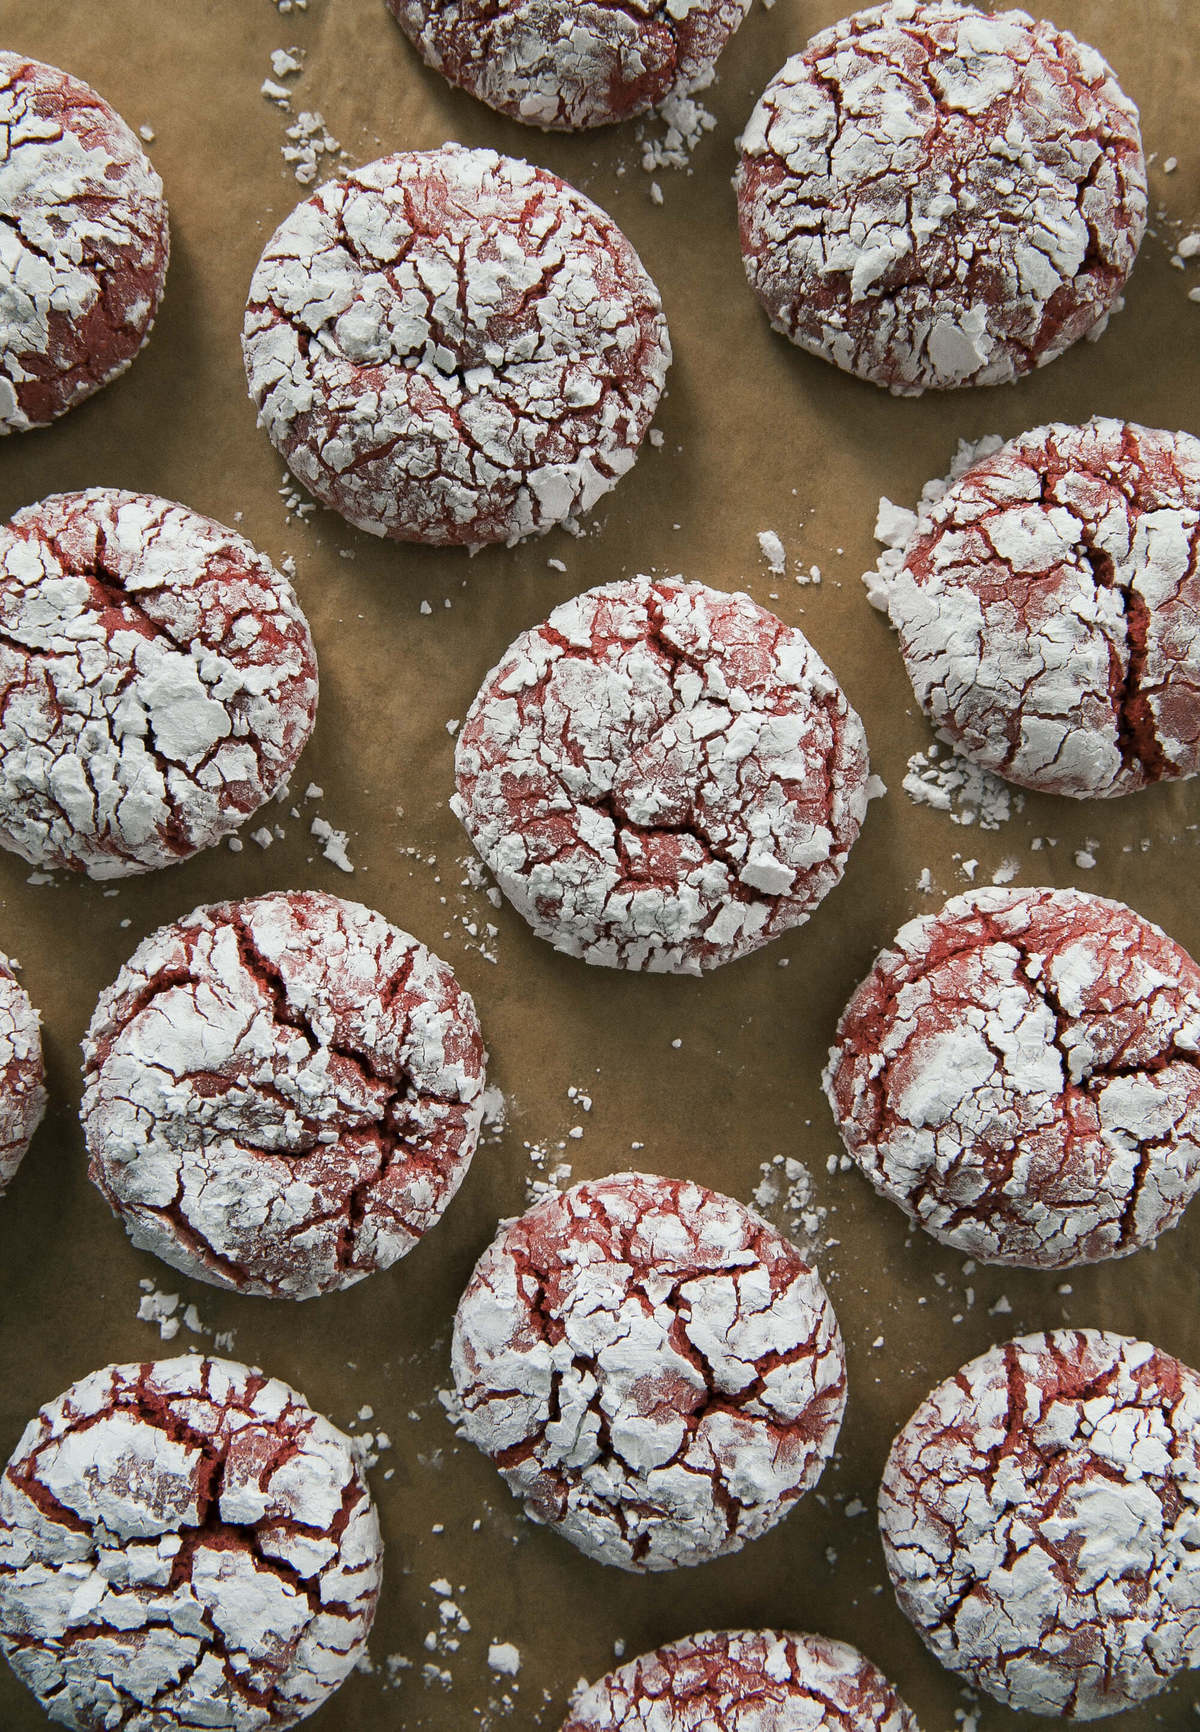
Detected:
[{"left": 0, "top": 1, "right": 1199, "bottom": 1727}]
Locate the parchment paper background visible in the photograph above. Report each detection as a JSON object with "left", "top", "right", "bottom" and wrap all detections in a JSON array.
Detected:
[{"left": 0, "top": 1, "right": 1198, "bottom": 1727}]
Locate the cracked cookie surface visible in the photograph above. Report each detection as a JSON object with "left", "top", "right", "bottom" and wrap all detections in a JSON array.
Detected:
[
  {"left": 453, "top": 576, "right": 870, "bottom": 972},
  {"left": 735, "top": 1, "right": 1146, "bottom": 393},
  {"left": 386, "top": 0, "right": 751, "bottom": 130},
  {"left": 242, "top": 145, "right": 670, "bottom": 546},
  {"left": 883, "top": 419, "right": 1200, "bottom": 796},
  {"left": 0, "top": 489, "right": 319, "bottom": 878},
  {"left": 879, "top": 1329, "right": 1200, "bottom": 1718},
  {"left": 0, "top": 957, "right": 45, "bottom": 1196},
  {"left": 0, "top": 53, "right": 169, "bottom": 432},
  {"left": 452, "top": 1172, "right": 846, "bottom": 1572},
  {"left": 561, "top": 1628, "right": 918, "bottom": 1730},
  {"left": 824, "top": 886, "right": 1200, "bottom": 1269},
  {"left": 81, "top": 890, "right": 486, "bottom": 1299},
  {"left": 0, "top": 1355, "right": 381, "bottom": 1730}
]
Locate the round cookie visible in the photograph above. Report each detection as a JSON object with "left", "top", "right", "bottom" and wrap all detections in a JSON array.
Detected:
[
  {"left": 0, "top": 489, "right": 318, "bottom": 877},
  {"left": 562, "top": 1630, "right": 918, "bottom": 1731},
  {"left": 0, "top": 1355, "right": 381, "bottom": 1730},
  {"left": 453, "top": 576, "right": 870, "bottom": 972},
  {"left": 451, "top": 1172, "right": 846, "bottom": 1572},
  {"left": 736, "top": 2, "right": 1147, "bottom": 394},
  {"left": 386, "top": 0, "right": 752, "bottom": 131},
  {"left": 242, "top": 145, "right": 670, "bottom": 546},
  {"left": 879, "top": 1329, "right": 1200, "bottom": 1718},
  {"left": 824, "top": 886, "right": 1200, "bottom": 1269},
  {"left": 883, "top": 420, "right": 1200, "bottom": 797},
  {"left": 0, "top": 957, "right": 45, "bottom": 1196},
  {"left": 0, "top": 53, "right": 169, "bottom": 432},
  {"left": 81, "top": 890, "right": 486, "bottom": 1299}
]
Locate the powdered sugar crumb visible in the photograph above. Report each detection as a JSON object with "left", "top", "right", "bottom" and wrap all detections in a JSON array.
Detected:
[
  {"left": 311, "top": 814, "right": 354, "bottom": 872},
  {"left": 751, "top": 1155, "right": 828, "bottom": 1266},
  {"left": 904, "top": 743, "right": 1021, "bottom": 830}
]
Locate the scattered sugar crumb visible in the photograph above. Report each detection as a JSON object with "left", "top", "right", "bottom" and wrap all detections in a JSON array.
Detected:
[
  {"left": 638, "top": 92, "right": 717, "bottom": 172},
  {"left": 311, "top": 815, "right": 354, "bottom": 873},
  {"left": 649, "top": 180, "right": 664, "bottom": 206},
  {"left": 758, "top": 530, "right": 786, "bottom": 574},
  {"left": 283, "top": 109, "right": 339, "bottom": 184},
  {"left": 1074, "top": 842, "right": 1098, "bottom": 870},
  {"left": 251, "top": 826, "right": 274, "bottom": 849},
  {"left": 1163, "top": 156, "right": 1178, "bottom": 173},
  {"left": 488, "top": 1642, "right": 522, "bottom": 1677},
  {"left": 751, "top": 1155, "right": 827, "bottom": 1265},
  {"left": 904, "top": 743, "right": 1020, "bottom": 830},
  {"left": 138, "top": 123, "right": 155, "bottom": 142},
  {"left": 989, "top": 1295, "right": 1013, "bottom": 1316},
  {"left": 916, "top": 866, "right": 934, "bottom": 895},
  {"left": 991, "top": 857, "right": 1020, "bottom": 885}
]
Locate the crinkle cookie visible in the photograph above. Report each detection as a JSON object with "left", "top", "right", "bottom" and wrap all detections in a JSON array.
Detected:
[
  {"left": 879, "top": 419, "right": 1200, "bottom": 797},
  {"left": 561, "top": 1629, "right": 918, "bottom": 1731},
  {"left": 453, "top": 577, "right": 870, "bottom": 972},
  {"left": 0, "top": 53, "right": 169, "bottom": 432},
  {"left": 824, "top": 887, "right": 1200, "bottom": 1269},
  {"left": 386, "top": 0, "right": 751, "bottom": 130},
  {"left": 880, "top": 1329, "right": 1200, "bottom": 1718},
  {"left": 451, "top": 1172, "right": 846, "bottom": 1572},
  {"left": 735, "top": 2, "right": 1147, "bottom": 393},
  {"left": 0, "top": 957, "right": 45, "bottom": 1196},
  {"left": 0, "top": 1355, "right": 381, "bottom": 1730},
  {"left": 243, "top": 145, "right": 670, "bottom": 546},
  {"left": 0, "top": 489, "right": 318, "bottom": 877},
  {"left": 81, "top": 890, "right": 486, "bottom": 1300}
]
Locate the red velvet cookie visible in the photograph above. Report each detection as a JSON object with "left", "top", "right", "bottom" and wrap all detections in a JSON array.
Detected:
[
  {"left": 562, "top": 1630, "right": 918, "bottom": 1731},
  {"left": 81, "top": 891, "right": 486, "bottom": 1299},
  {"left": 880, "top": 1330, "right": 1200, "bottom": 1717},
  {"left": 0, "top": 1355, "right": 382, "bottom": 1730},
  {"left": 452, "top": 1172, "right": 846, "bottom": 1572},
  {"left": 736, "top": 3, "right": 1146, "bottom": 393},
  {"left": 0, "top": 489, "right": 318, "bottom": 877},
  {"left": 825, "top": 886, "right": 1200, "bottom": 1269},
  {"left": 0, "top": 53, "right": 169, "bottom": 431},
  {"left": 881, "top": 420, "right": 1200, "bottom": 796},
  {"left": 386, "top": 0, "right": 752, "bottom": 130},
  {"left": 243, "top": 145, "right": 670, "bottom": 546},
  {"left": 453, "top": 577, "right": 870, "bottom": 972},
  {"left": 0, "top": 957, "right": 45, "bottom": 1196}
]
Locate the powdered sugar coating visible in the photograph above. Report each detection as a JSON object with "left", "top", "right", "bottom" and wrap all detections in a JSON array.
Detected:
[
  {"left": 452, "top": 1172, "right": 846, "bottom": 1572},
  {"left": 386, "top": 0, "right": 751, "bottom": 131},
  {"left": 562, "top": 1629, "right": 918, "bottom": 1730},
  {"left": 880, "top": 1329, "right": 1200, "bottom": 1718},
  {"left": 0, "top": 489, "right": 318, "bottom": 878},
  {"left": 0, "top": 1355, "right": 381, "bottom": 1730},
  {"left": 0, "top": 54, "right": 169, "bottom": 431},
  {"left": 453, "top": 577, "right": 870, "bottom": 973},
  {"left": 81, "top": 891, "right": 486, "bottom": 1300},
  {"left": 242, "top": 145, "right": 670, "bottom": 546},
  {"left": 735, "top": 2, "right": 1146, "bottom": 393},
  {"left": 825, "top": 886, "right": 1200, "bottom": 1269},
  {"left": 0, "top": 958, "right": 45, "bottom": 1196},
  {"left": 885, "top": 419, "right": 1200, "bottom": 797}
]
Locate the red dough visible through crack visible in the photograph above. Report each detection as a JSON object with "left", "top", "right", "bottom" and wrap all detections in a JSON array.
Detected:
[
  {"left": 0, "top": 1356, "right": 382, "bottom": 1730},
  {"left": 452, "top": 1173, "right": 846, "bottom": 1572},
  {"left": 824, "top": 886, "right": 1200, "bottom": 1269},
  {"left": 453, "top": 576, "right": 870, "bottom": 972},
  {"left": 561, "top": 1629, "right": 919, "bottom": 1731},
  {"left": 888, "top": 419, "right": 1200, "bottom": 797},
  {"left": 385, "top": 0, "right": 752, "bottom": 130},
  {"left": 0, "top": 53, "right": 169, "bottom": 431},
  {"left": 879, "top": 1330, "right": 1200, "bottom": 1718},
  {"left": 735, "top": 3, "right": 1146, "bottom": 393},
  {"left": 81, "top": 891, "right": 486, "bottom": 1300},
  {"left": 242, "top": 145, "right": 670, "bottom": 546}
]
